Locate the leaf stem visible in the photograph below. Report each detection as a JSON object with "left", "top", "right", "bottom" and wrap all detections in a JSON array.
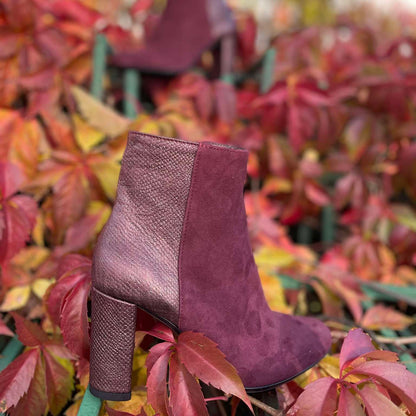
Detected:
[{"left": 248, "top": 395, "right": 283, "bottom": 416}]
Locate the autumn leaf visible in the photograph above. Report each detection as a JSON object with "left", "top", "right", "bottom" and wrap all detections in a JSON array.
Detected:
[
  {"left": 0, "top": 286, "right": 31, "bottom": 312},
  {"left": 294, "top": 328, "right": 416, "bottom": 415},
  {"left": 176, "top": 332, "right": 253, "bottom": 412},
  {"left": 71, "top": 86, "right": 130, "bottom": 138},
  {"left": 294, "top": 377, "right": 338, "bottom": 416},
  {"left": 0, "top": 163, "right": 37, "bottom": 264},
  {"left": 0, "top": 316, "right": 13, "bottom": 337},
  {"left": 359, "top": 384, "right": 405, "bottom": 416},
  {"left": 45, "top": 257, "right": 91, "bottom": 359},
  {"left": 0, "top": 314, "right": 74, "bottom": 416},
  {"left": 361, "top": 304, "right": 415, "bottom": 331},
  {"left": 337, "top": 387, "right": 365, "bottom": 416},
  {"left": 0, "top": 349, "right": 40, "bottom": 413},
  {"left": 168, "top": 354, "right": 209, "bottom": 416},
  {"left": 146, "top": 344, "right": 172, "bottom": 416}
]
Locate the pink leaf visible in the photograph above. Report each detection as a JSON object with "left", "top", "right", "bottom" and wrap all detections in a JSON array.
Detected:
[
  {"left": 0, "top": 317, "right": 13, "bottom": 337},
  {"left": 338, "top": 386, "right": 365, "bottom": 416},
  {"left": 146, "top": 323, "right": 176, "bottom": 344},
  {"left": 305, "top": 183, "right": 330, "bottom": 206},
  {"left": 294, "top": 377, "right": 338, "bottom": 416},
  {"left": 168, "top": 354, "right": 209, "bottom": 416},
  {"left": 348, "top": 360, "right": 416, "bottom": 414},
  {"left": 176, "top": 332, "right": 253, "bottom": 412},
  {"left": 0, "top": 162, "right": 23, "bottom": 199},
  {"left": 146, "top": 342, "right": 173, "bottom": 373},
  {"left": 359, "top": 384, "right": 405, "bottom": 416},
  {"left": 361, "top": 305, "right": 415, "bottom": 331},
  {"left": 146, "top": 348, "right": 171, "bottom": 416},
  {"left": 340, "top": 329, "right": 375, "bottom": 374}
]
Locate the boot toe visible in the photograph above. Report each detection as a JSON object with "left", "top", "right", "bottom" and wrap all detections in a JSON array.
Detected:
[{"left": 239, "top": 313, "right": 332, "bottom": 391}]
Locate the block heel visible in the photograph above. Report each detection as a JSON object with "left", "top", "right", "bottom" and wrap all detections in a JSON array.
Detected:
[{"left": 89, "top": 287, "right": 137, "bottom": 401}]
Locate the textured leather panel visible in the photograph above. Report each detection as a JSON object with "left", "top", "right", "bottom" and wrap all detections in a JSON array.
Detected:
[
  {"left": 90, "top": 287, "right": 136, "bottom": 394},
  {"left": 92, "top": 132, "right": 198, "bottom": 325}
]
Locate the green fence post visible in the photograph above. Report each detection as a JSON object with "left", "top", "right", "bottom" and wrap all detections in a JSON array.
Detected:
[
  {"left": 260, "top": 48, "right": 276, "bottom": 94},
  {"left": 0, "top": 336, "right": 23, "bottom": 371},
  {"left": 123, "top": 69, "right": 140, "bottom": 119},
  {"left": 77, "top": 385, "right": 102, "bottom": 416},
  {"left": 91, "top": 34, "right": 108, "bottom": 100},
  {"left": 322, "top": 204, "right": 335, "bottom": 244}
]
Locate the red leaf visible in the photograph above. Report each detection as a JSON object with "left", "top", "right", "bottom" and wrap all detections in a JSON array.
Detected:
[
  {"left": 10, "top": 356, "right": 47, "bottom": 416},
  {"left": 338, "top": 386, "right": 365, "bottom": 416},
  {"left": 358, "top": 384, "right": 404, "bottom": 416},
  {"left": 294, "top": 377, "right": 338, "bottom": 416},
  {"left": 106, "top": 404, "right": 138, "bottom": 416},
  {"left": 0, "top": 166, "right": 37, "bottom": 264},
  {"left": 146, "top": 346, "right": 172, "bottom": 416},
  {"left": 0, "top": 349, "right": 39, "bottom": 411},
  {"left": 46, "top": 264, "right": 89, "bottom": 326},
  {"left": 339, "top": 329, "right": 375, "bottom": 374},
  {"left": 168, "top": 354, "right": 209, "bottom": 416},
  {"left": 52, "top": 167, "right": 90, "bottom": 234},
  {"left": 56, "top": 253, "right": 91, "bottom": 279},
  {"left": 60, "top": 276, "right": 90, "bottom": 359},
  {"left": 348, "top": 360, "right": 416, "bottom": 414},
  {"left": 11, "top": 312, "right": 49, "bottom": 347},
  {"left": 176, "top": 332, "right": 253, "bottom": 412}
]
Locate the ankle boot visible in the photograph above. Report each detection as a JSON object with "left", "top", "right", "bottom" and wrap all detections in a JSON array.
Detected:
[
  {"left": 89, "top": 132, "right": 332, "bottom": 401},
  {"left": 109, "top": 0, "right": 236, "bottom": 76}
]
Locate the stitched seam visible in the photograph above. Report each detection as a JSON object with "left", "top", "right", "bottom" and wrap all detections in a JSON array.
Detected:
[{"left": 178, "top": 143, "right": 202, "bottom": 329}]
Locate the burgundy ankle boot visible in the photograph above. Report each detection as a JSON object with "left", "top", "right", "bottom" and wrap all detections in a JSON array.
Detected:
[
  {"left": 109, "top": 0, "right": 236, "bottom": 76},
  {"left": 89, "top": 132, "right": 332, "bottom": 401}
]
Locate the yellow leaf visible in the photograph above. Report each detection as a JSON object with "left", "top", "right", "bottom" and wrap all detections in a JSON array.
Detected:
[
  {"left": 71, "top": 86, "right": 130, "bottom": 138},
  {"left": 86, "top": 200, "right": 111, "bottom": 233},
  {"left": 73, "top": 114, "right": 105, "bottom": 152},
  {"left": 11, "top": 246, "right": 50, "bottom": 270},
  {"left": 107, "top": 390, "right": 154, "bottom": 415},
  {"left": 318, "top": 355, "right": 340, "bottom": 379},
  {"left": 32, "top": 278, "right": 55, "bottom": 299},
  {"left": 140, "top": 119, "right": 162, "bottom": 135},
  {"left": 259, "top": 269, "right": 292, "bottom": 313},
  {"left": 132, "top": 348, "right": 148, "bottom": 387},
  {"left": 32, "top": 211, "right": 46, "bottom": 246},
  {"left": 0, "top": 285, "right": 31, "bottom": 311},
  {"left": 254, "top": 246, "right": 295, "bottom": 270},
  {"left": 90, "top": 160, "right": 121, "bottom": 200},
  {"left": 263, "top": 177, "right": 293, "bottom": 193}
]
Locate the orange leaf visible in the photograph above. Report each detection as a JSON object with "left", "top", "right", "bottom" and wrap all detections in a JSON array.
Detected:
[{"left": 361, "top": 304, "right": 415, "bottom": 331}]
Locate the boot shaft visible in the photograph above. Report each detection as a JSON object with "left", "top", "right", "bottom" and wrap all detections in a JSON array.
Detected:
[{"left": 92, "top": 132, "right": 247, "bottom": 325}]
